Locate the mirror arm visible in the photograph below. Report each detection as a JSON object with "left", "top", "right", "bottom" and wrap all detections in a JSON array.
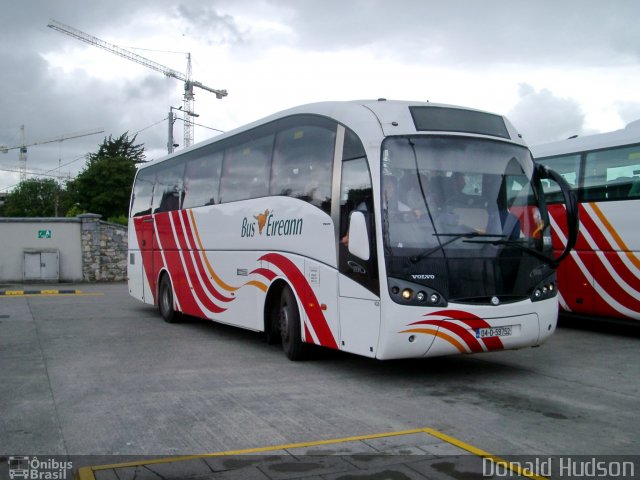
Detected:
[{"left": 534, "top": 164, "right": 579, "bottom": 267}]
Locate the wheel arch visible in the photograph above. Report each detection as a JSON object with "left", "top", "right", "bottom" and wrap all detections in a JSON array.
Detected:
[{"left": 263, "top": 278, "right": 289, "bottom": 334}]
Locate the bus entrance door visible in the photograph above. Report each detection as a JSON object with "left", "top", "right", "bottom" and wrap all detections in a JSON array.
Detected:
[
  {"left": 139, "top": 214, "right": 156, "bottom": 303},
  {"left": 338, "top": 218, "right": 381, "bottom": 358}
]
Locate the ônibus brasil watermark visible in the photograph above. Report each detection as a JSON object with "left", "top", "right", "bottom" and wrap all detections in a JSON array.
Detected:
[
  {"left": 7, "top": 456, "right": 73, "bottom": 480},
  {"left": 483, "top": 456, "right": 636, "bottom": 478}
]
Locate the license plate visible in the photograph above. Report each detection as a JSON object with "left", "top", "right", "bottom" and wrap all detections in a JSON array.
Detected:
[{"left": 476, "top": 326, "right": 512, "bottom": 338}]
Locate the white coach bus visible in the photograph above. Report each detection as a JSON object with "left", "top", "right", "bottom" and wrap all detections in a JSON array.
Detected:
[
  {"left": 128, "top": 100, "right": 578, "bottom": 360},
  {"left": 532, "top": 120, "right": 640, "bottom": 322}
]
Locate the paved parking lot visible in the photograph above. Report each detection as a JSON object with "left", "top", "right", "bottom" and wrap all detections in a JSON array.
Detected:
[{"left": 1, "top": 282, "right": 638, "bottom": 477}]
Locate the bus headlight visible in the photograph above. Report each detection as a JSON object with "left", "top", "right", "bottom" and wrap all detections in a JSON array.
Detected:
[
  {"left": 388, "top": 278, "right": 447, "bottom": 307},
  {"left": 401, "top": 289, "right": 413, "bottom": 300},
  {"left": 530, "top": 275, "right": 558, "bottom": 302}
]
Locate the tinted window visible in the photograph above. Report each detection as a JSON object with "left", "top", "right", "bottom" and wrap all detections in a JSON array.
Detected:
[
  {"left": 130, "top": 168, "right": 155, "bottom": 217},
  {"left": 153, "top": 161, "right": 185, "bottom": 213},
  {"left": 339, "top": 156, "right": 378, "bottom": 295},
  {"left": 220, "top": 133, "right": 275, "bottom": 202},
  {"left": 343, "top": 129, "right": 367, "bottom": 160},
  {"left": 183, "top": 150, "right": 223, "bottom": 209},
  {"left": 270, "top": 123, "right": 336, "bottom": 213},
  {"left": 584, "top": 144, "right": 640, "bottom": 201},
  {"left": 410, "top": 106, "right": 510, "bottom": 139},
  {"left": 537, "top": 154, "right": 581, "bottom": 203}
]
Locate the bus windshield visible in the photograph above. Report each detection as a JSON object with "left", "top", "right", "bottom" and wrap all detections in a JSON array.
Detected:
[{"left": 382, "top": 136, "right": 553, "bottom": 303}]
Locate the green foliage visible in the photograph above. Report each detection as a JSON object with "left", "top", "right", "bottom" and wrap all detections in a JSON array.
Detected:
[
  {"left": 90, "top": 132, "right": 146, "bottom": 164},
  {"left": 3, "top": 178, "right": 72, "bottom": 217},
  {"left": 65, "top": 205, "right": 85, "bottom": 217},
  {"left": 107, "top": 215, "right": 128, "bottom": 226},
  {"left": 1, "top": 132, "right": 144, "bottom": 220},
  {"left": 73, "top": 132, "right": 144, "bottom": 219}
]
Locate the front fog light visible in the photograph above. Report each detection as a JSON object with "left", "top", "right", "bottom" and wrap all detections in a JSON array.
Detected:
[
  {"left": 416, "top": 291, "right": 426, "bottom": 302},
  {"left": 534, "top": 288, "right": 542, "bottom": 299},
  {"left": 429, "top": 293, "right": 440, "bottom": 304}
]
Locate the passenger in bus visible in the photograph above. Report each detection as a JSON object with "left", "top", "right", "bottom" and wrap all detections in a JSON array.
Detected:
[{"left": 486, "top": 192, "right": 521, "bottom": 240}]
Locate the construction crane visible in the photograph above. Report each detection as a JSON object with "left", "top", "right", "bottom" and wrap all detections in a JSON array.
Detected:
[
  {"left": 1, "top": 126, "right": 103, "bottom": 182},
  {"left": 47, "top": 19, "right": 228, "bottom": 150}
]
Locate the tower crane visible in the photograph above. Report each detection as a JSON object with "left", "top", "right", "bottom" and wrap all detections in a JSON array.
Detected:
[
  {"left": 1, "top": 126, "right": 103, "bottom": 182},
  {"left": 47, "top": 19, "right": 228, "bottom": 150}
]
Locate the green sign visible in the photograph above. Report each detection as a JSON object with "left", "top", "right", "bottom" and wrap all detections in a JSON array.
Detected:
[{"left": 38, "top": 229, "right": 52, "bottom": 239}]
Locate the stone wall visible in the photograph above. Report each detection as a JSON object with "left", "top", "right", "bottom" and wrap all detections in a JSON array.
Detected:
[{"left": 79, "top": 214, "right": 128, "bottom": 282}]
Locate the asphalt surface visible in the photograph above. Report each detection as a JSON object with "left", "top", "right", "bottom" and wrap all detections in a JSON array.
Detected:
[{"left": 1, "top": 282, "right": 638, "bottom": 478}]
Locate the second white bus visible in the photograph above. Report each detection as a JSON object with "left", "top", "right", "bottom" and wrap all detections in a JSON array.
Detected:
[
  {"left": 532, "top": 120, "right": 640, "bottom": 322},
  {"left": 128, "top": 100, "right": 578, "bottom": 360}
]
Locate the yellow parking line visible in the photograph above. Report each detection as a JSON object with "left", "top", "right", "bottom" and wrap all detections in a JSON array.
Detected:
[
  {"left": 425, "top": 428, "right": 547, "bottom": 480},
  {"left": 76, "top": 427, "right": 547, "bottom": 480},
  {"left": 0, "top": 290, "right": 103, "bottom": 297}
]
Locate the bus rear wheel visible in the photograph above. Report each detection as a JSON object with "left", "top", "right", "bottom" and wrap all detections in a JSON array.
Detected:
[
  {"left": 158, "top": 274, "right": 180, "bottom": 323},
  {"left": 279, "top": 285, "right": 308, "bottom": 360}
]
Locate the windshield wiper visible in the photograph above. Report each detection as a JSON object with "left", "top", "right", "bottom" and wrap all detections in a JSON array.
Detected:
[
  {"left": 410, "top": 232, "right": 505, "bottom": 263},
  {"left": 463, "top": 238, "right": 556, "bottom": 266}
]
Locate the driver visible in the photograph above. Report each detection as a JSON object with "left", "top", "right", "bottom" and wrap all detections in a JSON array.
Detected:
[{"left": 383, "top": 175, "right": 412, "bottom": 213}]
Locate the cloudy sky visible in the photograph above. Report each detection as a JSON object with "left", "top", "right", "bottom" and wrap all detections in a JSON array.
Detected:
[{"left": 1, "top": 0, "right": 639, "bottom": 193}]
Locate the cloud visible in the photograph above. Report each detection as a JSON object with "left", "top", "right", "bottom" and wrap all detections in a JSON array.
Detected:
[
  {"left": 265, "top": 0, "right": 640, "bottom": 66},
  {"left": 175, "top": 4, "right": 248, "bottom": 46},
  {"left": 616, "top": 102, "right": 640, "bottom": 126},
  {"left": 2, "top": 0, "right": 639, "bottom": 192},
  {"left": 508, "top": 84, "right": 585, "bottom": 145}
]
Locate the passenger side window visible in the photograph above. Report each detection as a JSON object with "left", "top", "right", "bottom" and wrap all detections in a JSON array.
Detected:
[
  {"left": 339, "top": 155, "right": 378, "bottom": 295},
  {"left": 153, "top": 161, "right": 185, "bottom": 213},
  {"left": 584, "top": 145, "right": 640, "bottom": 201},
  {"left": 220, "top": 133, "right": 275, "bottom": 203},
  {"left": 270, "top": 123, "right": 336, "bottom": 214},
  {"left": 537, "top": 154, "right": 581, "bottom": 203},
  {"left": 183, "top": 151, "right": 223, "bottom": 209},
  {"left": 130, "top": 168, "right": 155, "bottom": 217}
]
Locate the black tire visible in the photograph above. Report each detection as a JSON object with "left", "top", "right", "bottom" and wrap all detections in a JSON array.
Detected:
[
  {"left": 265, "top": 297, "right": 282, "bottom": 345},
  {"left": 279, "top": 285, "right": 308, "bottom": 360},
  {"left": 158, "top": 274, "right": 180, "bottom": 323}
]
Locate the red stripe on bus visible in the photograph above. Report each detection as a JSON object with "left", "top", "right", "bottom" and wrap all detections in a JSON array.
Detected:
[
  {"left": 178, "top": 211, "right": 234, "bottom": 303},
  {"left": 168, "top": 211, "right": 226, "bottom": 314},
  {"left": 250, "top": 268, "right": 278, "bottom": 281},
  {"left": 409, "top": 319, "right": 483, "bottom": 353},
  {"left": 423, "top": 310, "right": 504, "bottom": 350},
  {"left": 259, "top": 253, "right": 338, "bottom": 349}
]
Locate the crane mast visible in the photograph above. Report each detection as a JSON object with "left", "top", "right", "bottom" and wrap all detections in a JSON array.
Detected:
[{"left": 47, "top": 19, "right": 228, "bottom": 149}]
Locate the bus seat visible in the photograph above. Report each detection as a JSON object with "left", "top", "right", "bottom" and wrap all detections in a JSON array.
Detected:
[{"left": 607, "top": 177, "right": 632, "bottom": 200}]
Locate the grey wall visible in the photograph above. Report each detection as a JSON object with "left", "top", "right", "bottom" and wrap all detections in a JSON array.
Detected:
[
  {"left": 0, "top": 215, "right": 127, "bottom": 283},
  {"left": 0, "top": 217, "right": 83, "bottom": 282}
]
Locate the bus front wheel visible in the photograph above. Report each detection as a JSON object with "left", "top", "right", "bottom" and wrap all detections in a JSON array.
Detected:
[
  {"left": 158, "top": 274, "right": 180, "bottom": 323},
  {"left": 279, "top": 285, "right": 308, "bottom": 360}
]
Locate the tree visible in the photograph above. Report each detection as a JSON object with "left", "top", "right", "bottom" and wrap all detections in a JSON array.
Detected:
[
  {"left": 3, "top": 178, "right": 72, "bottom": 217},
  {"left": 90, "top": 132, "right": 146, "bottom": 164},
  {"left": 72, "top": 132, "right": 144, "bottom": 219}
]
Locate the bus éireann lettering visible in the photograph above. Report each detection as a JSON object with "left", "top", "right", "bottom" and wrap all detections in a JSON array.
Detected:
[{"left": 242, "top": 210, "right": 304, "bottom": 238}]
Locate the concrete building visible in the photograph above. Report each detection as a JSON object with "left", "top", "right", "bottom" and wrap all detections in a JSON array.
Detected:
[{"left": 0, "top": 214, "right": 127, "bottom": 283}]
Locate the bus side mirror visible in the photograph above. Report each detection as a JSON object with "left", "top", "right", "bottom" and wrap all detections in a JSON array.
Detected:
[
  {"left": 534, "top": 164, "right": 579, "bottom": 266},
  {"left": 348, "top": 211, "right": 370, "bottom": 261}
]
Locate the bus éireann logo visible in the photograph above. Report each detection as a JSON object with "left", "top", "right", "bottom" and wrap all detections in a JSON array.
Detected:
[
  {"left": 254, "top": 209, "right": 270, "bottom": 235},
  {"left": 241, "top": 209, "right": 303, "bottom": 238}
]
